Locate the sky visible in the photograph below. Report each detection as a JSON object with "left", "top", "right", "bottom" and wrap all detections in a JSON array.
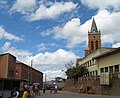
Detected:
[{"left": 0, "top": 0, "right": 120, "bottom": 81}]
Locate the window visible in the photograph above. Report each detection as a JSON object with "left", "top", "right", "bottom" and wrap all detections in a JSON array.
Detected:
[
  {"left": 109, "top": 66, "right": 113, "bottom": 73},
  {"left": 105, "top": 67, "right": 108, "bottom": 72},
  {"left": 91, "top": 59, "right": 94, "bottom": 65},
  {"left": 100, "top": 68, "right": 104, "bottom": 73},
  {"left": 115, "top": 65, "right": 119, "bottom": 73},
  {"left": 91, "top": 41, "right": 94, "bottom": 50},
  {"left": 90, "top": 72, "right": 92, "bottom": 76},
  {"left": 16, "top": 71, "right": 19, "bottom": 76},
  {"left": 96, "top": 70, "right": 98, "bottom": 76},
  {"left": 96, "top": 40, "right": 98, "bottom": 50}
]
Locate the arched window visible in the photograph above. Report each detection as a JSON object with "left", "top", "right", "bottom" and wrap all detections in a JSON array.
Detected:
[
  {"left": 91, "top": 41, "right": 94, "bottom": 50},
  {"left": 96, "top": 40, "right": 98, "bottom": 49}
]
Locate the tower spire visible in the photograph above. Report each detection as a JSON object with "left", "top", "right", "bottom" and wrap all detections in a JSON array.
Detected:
[{"left": 91, "top": 17, "right": 98, "bottom": 33}]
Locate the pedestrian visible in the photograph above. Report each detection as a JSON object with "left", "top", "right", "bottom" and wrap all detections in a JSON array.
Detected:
[
  {"left": 29, "top": 84, "right": 33, "bottom": 96},
  {"left": 54, "top": 85, "right": 57, "bottom": 94},
  {"left": 22, "top": 86, "right": 29, "bottom": 98},
  {"left": 42, "top": 85, "right": 46, "bottom": 94}
]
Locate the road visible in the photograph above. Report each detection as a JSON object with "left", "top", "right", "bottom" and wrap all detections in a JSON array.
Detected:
[{"left": 33, "top": 90, "right": 120, "bottom": 98}]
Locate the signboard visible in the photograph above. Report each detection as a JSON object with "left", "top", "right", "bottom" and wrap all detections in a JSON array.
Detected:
[{"left": 100, "top": 72, "right": 109, "bottom": 85}]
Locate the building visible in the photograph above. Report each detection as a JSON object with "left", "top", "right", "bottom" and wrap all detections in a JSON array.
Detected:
[
  {"left": 16, "top": 61, "right": 43, "bottom": 89},
  {"left": 0, "top": 53, "right": 16, "bottom": 79},
  {"left": 77, "top": 18, "right": 115, "bottom": 76},
  {"left": 0, "top": 53, "right": 43, "bottom": 91},
  {"left": 94, "top": 47, "right": 120, "bottom": 75},
  {"left": 65, "top": 18, "right": 120, "bottom": 95},
  {"left": 77, "top": 47, "right": 114, "bottom": 76},
  {"left": 0, "top": 53, "right": 18, "bottom": 91}
]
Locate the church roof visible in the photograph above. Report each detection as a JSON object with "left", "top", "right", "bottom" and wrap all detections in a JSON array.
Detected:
[{"left": 90, "top": 18, "right": 99, "bottom": 34}]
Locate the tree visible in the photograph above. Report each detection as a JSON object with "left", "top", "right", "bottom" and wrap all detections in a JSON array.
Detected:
[{"left": 65, "top": 66, "right": 88, "bottom": 79}]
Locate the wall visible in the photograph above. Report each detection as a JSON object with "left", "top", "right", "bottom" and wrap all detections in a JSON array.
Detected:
[
  {"left": 97, "top": 51, "right": 120, "bottom": 75},
  {"left": 16, "top": 62, "right": 43, "bottom": 89},
  {"left": 7, "top": 54, "right": 16, "bottom": 79},
  {"left": 0, "top": 54, "right": 7, "bottom": 78},
  {"left": 0, "top": 53, "right": 16, "bottom": 79},
  {"left": 64, "top": 73, "right": 120, "bottom": 96}
]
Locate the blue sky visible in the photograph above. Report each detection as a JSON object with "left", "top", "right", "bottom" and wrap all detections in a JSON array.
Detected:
[{"left": 0, "top": 0, "right": 120, "bottom": 81}]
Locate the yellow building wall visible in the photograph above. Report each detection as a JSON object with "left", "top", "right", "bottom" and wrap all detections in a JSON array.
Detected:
[
  {"left": 97, "top": 52, "right": 120, "bottom": 75},
  {"left": 78, "top": 48, "right": 113, "bottom": 74}
]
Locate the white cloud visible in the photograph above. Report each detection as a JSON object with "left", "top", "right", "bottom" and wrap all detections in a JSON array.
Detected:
[
  {"left": 0, "top": 0, "right": 7, "bottom": 4},
  {"left": 27, "top": 2, "right": 77, "bottom": 21},
  {"left": 37, "top": 43, "right": 58, "bottom": 52},
  {"left": 9, "top": 1, "right": 77, "bottom": 21},
  {"left": 0, "top": 0, "right": 8, "bottom": 9},
  {"left": 112, "top": 43, "right": 120, "bottom": 48},
  {"left": 44, "top": 70, "right": 67, "bottom": 81},
  {"left": 9, "top": 0, "right": 36, "bottom": 14},
  {"left": 42, "top": 9, "right": 120, "bottom": 48},
  {"left": 0, "top": 26, "right": 23, "bottom": 41},
  {"left": 32, "top": 49, "right": 78, "bottom": 67},
  {"left": 1, "top": 42, "right": 32, "bottom": 63},
  {"left": 50, "top": 18, "right": 89, "bottom": 48},
  {"left": 48, "top": 43, "right": 58, "bottom": 47},
  {"left": 37, "top": 43, "right": 49, "bottom": 52},
  {"left": 93, "top": 10, "right": 120, "bottom": 44},
  {"left": 81, "top": 0, "right": 120, "bottom": 11}
]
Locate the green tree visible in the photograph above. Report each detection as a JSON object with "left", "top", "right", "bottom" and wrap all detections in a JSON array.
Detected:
[{"left": 65, "top": 66, "right": 88, "bottom": 79}]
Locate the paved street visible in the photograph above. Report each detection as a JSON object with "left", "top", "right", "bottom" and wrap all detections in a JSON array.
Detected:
[{"left": 33, "top": 90, "right": 120, "bottom": 98}]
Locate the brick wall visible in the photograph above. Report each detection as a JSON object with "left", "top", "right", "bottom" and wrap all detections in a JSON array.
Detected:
[{"left": 0, "top": 53, "right": 16, "bottom": 79}]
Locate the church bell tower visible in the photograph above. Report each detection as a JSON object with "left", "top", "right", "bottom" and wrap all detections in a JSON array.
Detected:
[{"left": 84, "top": 18, "right": 101, "bottom": 56}]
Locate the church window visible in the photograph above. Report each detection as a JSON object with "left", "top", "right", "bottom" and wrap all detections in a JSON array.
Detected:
[
  {"left": 96, "top": 40, "right": 98, "bottom": 49},
  {"left": 91, "top": 41, "right": 94, "bottom": 50}
]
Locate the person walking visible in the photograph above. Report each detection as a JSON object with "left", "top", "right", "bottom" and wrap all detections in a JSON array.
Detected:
[
  {"left": 54, "top": 85, "right": 57, "bottom": 94},
  {"left": 42, "top": 86, "right": 46, "bottom": 94},
  {"left": 22, "top": 86, "right": 29, "bottom": 98}
]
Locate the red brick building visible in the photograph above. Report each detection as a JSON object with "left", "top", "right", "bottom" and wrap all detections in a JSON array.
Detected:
[
  {"left": 16, "top": 61, "right": 43, "bottom": 88},
  {"left": 0, "top": 53, "right": 43, "bottom": 91},
  {"left": 0, "top": 53, "right": 16, "bottom": 79}
]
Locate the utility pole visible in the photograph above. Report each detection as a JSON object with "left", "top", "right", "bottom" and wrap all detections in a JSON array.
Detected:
[{"left": 30, "top": 60, "right": 33, "bottom": 85}]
